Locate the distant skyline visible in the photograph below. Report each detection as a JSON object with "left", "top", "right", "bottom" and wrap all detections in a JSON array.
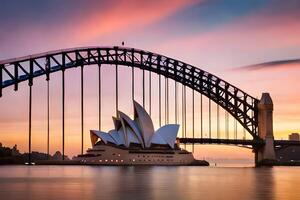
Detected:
[{"left": 0, "top": 0, "right": 300, "bottom": 159}]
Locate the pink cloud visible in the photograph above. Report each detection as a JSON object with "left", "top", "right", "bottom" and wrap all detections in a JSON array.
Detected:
[
  {"left": 0, "top": 0, "right": 200, "bottom": 59},
  {"left": 66, "top": 0, "right": 200, "bottom": 43}
]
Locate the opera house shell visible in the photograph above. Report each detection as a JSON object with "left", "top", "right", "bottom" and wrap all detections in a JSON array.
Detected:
[{"left": 75, "top": 101, "right": 197, "bottom": 165}]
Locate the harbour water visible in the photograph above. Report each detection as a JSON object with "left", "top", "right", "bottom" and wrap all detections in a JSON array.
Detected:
[{"left": 0, "top": 165, "right": 299, "bottom": 200}]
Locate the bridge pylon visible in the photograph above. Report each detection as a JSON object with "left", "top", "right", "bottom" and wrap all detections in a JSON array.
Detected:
[{"left": 255, "top": 93, "right": 276, "bottom": 165}]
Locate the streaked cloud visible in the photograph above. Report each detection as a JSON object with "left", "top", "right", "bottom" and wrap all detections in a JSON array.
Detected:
[
  {"left": 234, "top": 59, "right": 300, "bottom": 71},
  {"left": 234, "top": 59, "right": 300, "bottom": 70},
  {"left": 0, "top": 0, "right": 199, "bottom": 59}
]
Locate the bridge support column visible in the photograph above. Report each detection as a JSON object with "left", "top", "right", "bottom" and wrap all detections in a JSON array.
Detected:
[{"left": 256, "top": 93, "right": 276, "bottom": 166}]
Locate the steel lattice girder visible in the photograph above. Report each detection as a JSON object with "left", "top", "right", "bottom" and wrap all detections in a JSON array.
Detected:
[{"left": 0, "top": 46, "right": 259, "bottom": 138}]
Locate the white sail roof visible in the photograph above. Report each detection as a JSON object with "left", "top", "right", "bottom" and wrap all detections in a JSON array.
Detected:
[
  {"left": 112, "top": 117, "right": 122, "bottom": 130},
  {"left": 89, "top": 101, "right": 180, "bottom": 149},
  {"left": 154, "top": 124, "right": 179, "bottom": 148},
  {"left": 118, "top": 128, "right": 127, "bottom": 145},
  {"left": 150, "top": 132, "right": 166, "bottom": 145},
  {"left": 90, "top": 130, "right": 99, "bottom": 147},
  {"left": 109, "top": 129, "right": 125, "bottom": 145},
  {"left": 118, "top": 111, "right": 144, "bottom": 147},
  {"left": 91, "top": 130, "right": 117, "bottom": 144},
  {"left": 133, "top": 101, "right": 154, "bottom": 147},
  {"left": 126, "top": 127, "right": 140, "bottom": 145}
]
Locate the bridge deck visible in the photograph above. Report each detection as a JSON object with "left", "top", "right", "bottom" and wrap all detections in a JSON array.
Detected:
[
  {"left": 274, "top": 140, "right": 300, "bottom": 146},
  {"left": 179, "top": 138, "right": 300, "bottom": 148},
  {"left": 178, "top": 138, "right": 262, "bottom": 146}
]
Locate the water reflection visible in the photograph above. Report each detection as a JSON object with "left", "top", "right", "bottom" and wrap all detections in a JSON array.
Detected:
[
  {"left": 254, "top": 168, "right": 274, "bottom": 200},
  {"left": 0, "top": 166, "right": 299, "bottom": 200}
]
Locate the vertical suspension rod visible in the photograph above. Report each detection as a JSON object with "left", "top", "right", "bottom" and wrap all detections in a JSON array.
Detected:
[
  {"left": 81, "top": 65, "right": 84, "bottom": 155},
  {"left": 234, "top": 119, "right": 237, "bottom": 140},
  {"left": 217, "top": 105, "right": 220, "bottom": 139},
  {"left": 149, "top": 71, "right": 151, "bottom": 116},
  {"left": 46, "top": 58, "right": 50, "bottom": 160},
  {"left": 28, "top": 58, "right": 34, "bottom": 164},
  {"left": 47, "top": 79, "right": 50, "bottom": 159},
  {"left": 192, "top": 89, "right": 195, "bottom": 152},
  {"left": 181, "top": 84, "right": 184, "bottom": 138},
  {"left": 62, "top": 70, "right": 65, "bottom": 160},
  {"left": 159, "top": 75, "right": 161, "bottom": 126},
  {"left": 175, "top": 82, "right": 177, "bottom": 124},
  {"left": 115, "top": 64, "right": 118, "bottom": 116},
  {"left": 142, "top": 70, "right": 145, "bottom": 108},
  {"left": 209, "top": 99, "right": 211, "bottom": 138},
  {"left": 192, "top": 89, "right": 195, "bottom": 138},
  {"left": 166, "top": 78, "right": 169, "bottom": 124},
  {"left": 183, "top": 86, "right": 186, "bottom": 136},
  {"left": 98, "top": 64, "right": 101, "bottom": 130},
  {"left": 200, "top": 94, "right": 203, "bottom": 138},
  {"left": 132, "top": 66, "right": 134, "bottom": 101},
  {"left": 165, "top": 78, "right": 167, "bottom": 124},
  {"left": 225, "top": 111, "right": 229, "bottom": 139},
  {"left": 28, "top": 84, "right": 32, "bottom": 164},
  {"left": 184, "top": 85, "right": 186, "bottom": 148}
]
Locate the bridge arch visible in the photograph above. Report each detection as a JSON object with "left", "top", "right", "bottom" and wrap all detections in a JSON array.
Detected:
[{"left": 0, "top": 46, "right": 259, "bottom": 138}]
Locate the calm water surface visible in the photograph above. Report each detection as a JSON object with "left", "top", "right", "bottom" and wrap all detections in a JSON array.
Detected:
[{"left": 0, "top": 165, "right": 299, "bottom": 200}]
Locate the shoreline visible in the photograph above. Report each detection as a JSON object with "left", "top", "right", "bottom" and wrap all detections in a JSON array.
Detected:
[
  {"left": 0, "top": 158, "right": 209, "bottom": 166},
  {"left": 36, "top": 159, "right": 210, "bottom": 166}
]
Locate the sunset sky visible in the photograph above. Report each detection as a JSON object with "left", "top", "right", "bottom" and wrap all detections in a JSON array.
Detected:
[{"left": 0, "top": 0, "right": 300, "bottom": 160}]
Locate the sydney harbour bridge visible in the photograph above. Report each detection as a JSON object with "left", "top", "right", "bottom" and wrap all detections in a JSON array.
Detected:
[{"left": 0, "top": 46, "right": 299, "bottom": 166}]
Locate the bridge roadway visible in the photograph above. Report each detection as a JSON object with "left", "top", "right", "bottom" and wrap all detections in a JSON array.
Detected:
[{"left": 178, "top": 138, "right": 300, "bottom": 149}]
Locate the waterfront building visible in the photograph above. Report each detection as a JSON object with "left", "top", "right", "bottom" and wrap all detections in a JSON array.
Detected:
[{"left": 289, "top": 133, "right": 300, "bottom": 141}]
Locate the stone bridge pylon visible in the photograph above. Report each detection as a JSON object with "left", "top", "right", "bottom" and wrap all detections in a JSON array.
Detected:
[{"left": 255, "top": 93, "right": 276, "bottom": 165}]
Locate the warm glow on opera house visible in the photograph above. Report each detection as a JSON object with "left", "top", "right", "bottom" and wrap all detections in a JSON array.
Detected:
[{"left": 75, "top": 101, "right": 206, "bottom": 165}]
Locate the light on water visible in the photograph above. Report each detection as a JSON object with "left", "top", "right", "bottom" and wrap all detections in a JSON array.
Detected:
[{"left": 0, "top": 166, "right": 300, "bottom": 200}]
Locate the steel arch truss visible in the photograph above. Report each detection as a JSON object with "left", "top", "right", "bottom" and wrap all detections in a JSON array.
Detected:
[{"left": 0, "top": 46, "right": 259, "bottom": 138}]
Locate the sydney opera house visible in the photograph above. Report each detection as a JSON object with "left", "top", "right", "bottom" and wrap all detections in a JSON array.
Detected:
[{"left": 74, "top": 101, "right": 200, "bottom": 165}]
